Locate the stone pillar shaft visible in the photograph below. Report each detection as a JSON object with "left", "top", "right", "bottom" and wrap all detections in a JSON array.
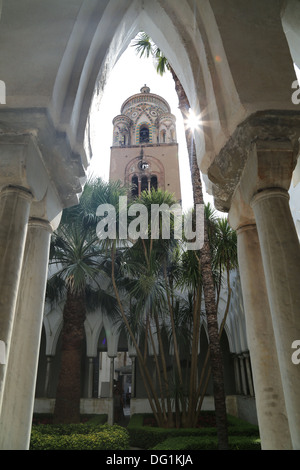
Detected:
[
  {"left": 238, "top": 355, "right": 247, "bottom": 395},
  {"left": 108, "top": 356, "right": 115, "bottom": 425},
  {"left": 244, "top": 353, "right": 254, "bottom": 397},
  {"left": 233, "top": 355, "right": 241, "bottom": 394},
  {"left": 44, "top": 356, "right": 52, "bottom": 397},
  {"left": 0, "top": 186, "right": 32, "bottom": 415},
  {"left": 87, "top": 357, "right": 94, "bottom": 399},
  {"left": 236, "top": 223, "right": 292, "bottom": 449},
  {"left": 0, "top": 218, "right": 52, "bottom": 449},
  {"left": 131, "top": 357, "right": 136, "bottom": 398},
  {"left": 251, "top": 188, "right": 300, "bottom": 448}
]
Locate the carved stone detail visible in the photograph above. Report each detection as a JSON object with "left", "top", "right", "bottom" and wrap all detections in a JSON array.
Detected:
[{"left": 208, "top": 110, "right": 300, "bottom": 212}]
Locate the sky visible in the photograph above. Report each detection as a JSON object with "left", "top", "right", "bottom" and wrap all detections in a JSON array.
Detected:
[
  {"left": 87, "top": 40, "right": 300, "bottom": 216},
  {"left": 87, "top": 38, "right": 212, "bottom": 213}
]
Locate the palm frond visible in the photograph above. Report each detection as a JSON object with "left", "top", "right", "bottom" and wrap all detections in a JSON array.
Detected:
[{"left": 131, "top": 32, "right": 153, "bottom": 58}]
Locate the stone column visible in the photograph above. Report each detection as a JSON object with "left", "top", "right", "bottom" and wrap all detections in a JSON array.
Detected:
[
  {"left": 0, "top": 186, "right": 33, "bottom": 415},
  {"left": 237, "top": 139, "right": 300, "bottom": 448},
  {"left": 44, "top": 356, "right": 53, "bottom": 397},
  {"left": 244, "top": 353, "right": 254, "bottom": 397},
  {"left": 238, "top": 354, "right": 247, "bottom": 395},
  {"left": 130, "top": 356, "right": 136, "bottom": 398},
  {"left": 0, "top": 134, "right": 52, "bottom": 419},
  {"left": 251, "top": 187, "right": 300, "bottom": 448},
  {"left": 0, "top": 217, "right": 53, "bottom": 449},
  {"left": 229, "top": 185, "right": 292, "bottom": 449},
  {"left": 233, "top": 354, "right": 241, "bottom": 394},
  {"left": 108, "top": 356, "right": 115, "bottom": 425},
  {"left": 87, "top": 357, "right": 94, "bottom": 398}
]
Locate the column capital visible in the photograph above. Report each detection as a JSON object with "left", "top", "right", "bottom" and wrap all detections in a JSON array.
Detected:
[
  {"left": 0, "top": 109, "right": 85, "bottom": 208},
  {"left": 0, "top": 134, "right": 49, "bottom": 202},
  {"left": 208, "top": 110, "right": 300, "bottom": 211},
  {"left": 227, "top": 136, "right": 297, "bottom": 231},
  {"left": 253, "top": 138, "right": 296, "bottom": 191},
  {"left": 240, "top": 138, "right": 298, "bottom": 206}
]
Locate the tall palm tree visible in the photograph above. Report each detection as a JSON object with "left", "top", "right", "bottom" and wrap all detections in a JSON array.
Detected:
[
  {"left": 47, "top": 177, "right": 124, "bottom": 424},
  {"left": 132, "top": 33, "right": 229, "bottom": 448}
]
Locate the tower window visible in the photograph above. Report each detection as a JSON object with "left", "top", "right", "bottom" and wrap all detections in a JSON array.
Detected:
[
  {"left": 150, "top": 176, "right": 158, "bottom": 191},
  {"left": 131, "top": 175, "right": 138, "bottom": 197},
  {"left": 141, "top": 176, "right": 148, "bottom": 192},
  {"left": 139, "top": 126, "right": 149, "bottom": 143}
]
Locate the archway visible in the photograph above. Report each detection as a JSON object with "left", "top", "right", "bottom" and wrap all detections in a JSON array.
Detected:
[
  {"left": 114, "top": 330, "right": 132, "bottom": 420},
  {"left": 92, "top": 327, "right": 110, "bottom": 399}
]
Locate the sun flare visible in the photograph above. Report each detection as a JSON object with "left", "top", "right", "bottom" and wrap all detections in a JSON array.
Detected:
[{"left": 186, "top": 109, "right": 201, "bottom": 132}]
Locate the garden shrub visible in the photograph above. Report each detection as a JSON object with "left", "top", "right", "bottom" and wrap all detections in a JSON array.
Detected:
[
  {"left": 32, "top": 413, "right": 107, "bottom": 426},
  {"left": 30, "top": 423, "right": 129, "bottom": 450},
  {"left": 226, "top": 414, "right": 260, "bottom": 436},
  {"left": 127, "top": 413, "right": 260, "bottom": 450},
  {"left": 152, "top": 435, "right": 261, "bottom": 451}
]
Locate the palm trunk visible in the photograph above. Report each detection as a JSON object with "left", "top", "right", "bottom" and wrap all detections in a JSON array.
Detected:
[
  {"left": 170, "top": 67, "right": 229, "bottom": 448},
  {"left": 200, "top": 227, "right": 228, "bottom": 449},
  {"left": 187, "top": 284, "right": 201, "bottom": 426},
  {"left": 53, "top": 288, "right": 86, "bottom": 424},
  {"left": 195, "top": 269, "right": 232, "bottom": 420}
]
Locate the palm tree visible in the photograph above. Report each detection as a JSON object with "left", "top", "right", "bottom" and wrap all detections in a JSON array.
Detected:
[
  {"left": 110, "top": 188, "right": 185, "bottom": 428},
  {"left": 132, "top": 33, "right": 229, "bottom": 448},
  {"left": 104, "top": 182, "right": 237, "bottom": 431},
  {"left": 47, "top": 177, "right": 124, "bottom": 424}
]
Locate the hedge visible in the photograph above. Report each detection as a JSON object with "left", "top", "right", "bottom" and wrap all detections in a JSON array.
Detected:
[
  {"left": 127, "top": 413, "right": 260, "bottom": 450},
  {"left": 30, "top": 423, "right": 129, "bottom": 450},
  {"left": 152, "top": 435, "right": 261, "bottom": 451}
]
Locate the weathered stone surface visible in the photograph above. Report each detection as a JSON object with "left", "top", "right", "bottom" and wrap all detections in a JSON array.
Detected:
[
  {"left": 208, "top": 110, "right": 300, "bottom": 211},
  {"left": 0, "top": 108, "right": 84, "bottom": 208}
]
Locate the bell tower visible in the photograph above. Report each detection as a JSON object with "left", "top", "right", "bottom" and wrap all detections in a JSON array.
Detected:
[{"left": 109, "top": 85, "right": 181, "bottom": 202}]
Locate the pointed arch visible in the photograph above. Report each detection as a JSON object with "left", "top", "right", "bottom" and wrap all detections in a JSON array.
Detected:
[{"left": 49, "top": 0, "right": 223, "bottom": 175}]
